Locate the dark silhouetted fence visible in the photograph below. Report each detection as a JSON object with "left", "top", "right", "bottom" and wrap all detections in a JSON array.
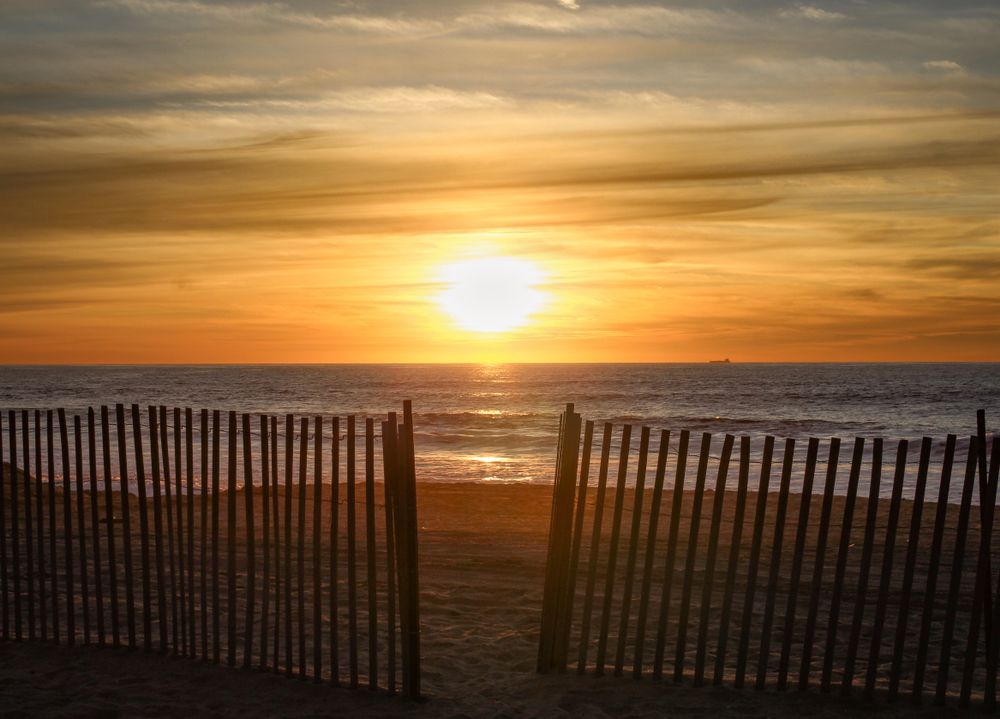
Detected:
[
  {"left": 540, "top": 404, "right": 999, "bottom": 709},
  {"left": 0, "top": 402, "right": 421, "bottom": 699}
]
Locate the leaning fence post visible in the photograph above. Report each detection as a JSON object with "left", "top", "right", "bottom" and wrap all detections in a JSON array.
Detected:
[
  {"left": 87, "top": 409, "right": 104, "bottom": 646},
  {"left": 819, "top": 437, "right": 864, "bottom": 692},
  {"left": 401, "top": 400, "right": 421, "bottom": 699},
  {"left": 0, "top": 413, "right": 8, "bottom": 642},
  {"left": 538, "top": 404, "right": 581, "bottom": 674},
  {"left": 577, "top": 423, "right": 613, "bottom": 674},
  {"left": 365, "top": 417, "right": 378, "bottom": 688},
  {"left": 777, "top": 437, "right": 818, "bottom": 691},
  {"left": 595, "top": 423, "right": 629, "bottom": 677},
  {"left": 312, "top": 416, "right": 323, "bottom": 682},
  {"left": 615, "top": 426, "right": 650, "bottom": 677},
  {"left": 714, "top": 436, "right": 751, "bottom": 686},
  {"left": 694, "top": 434, "right": 734, "bottom": 686},
  {"left": 21, "top": 411, "right": 36, "bottom": 642},
  {"left": 936, "top": 437, "right": 978, "bottom": 704},
  {"left": 538, "top": 406, "right": 568, "bottom": 674},
  {"left": 147, "top": 408, "right": 167, "bottom": 653},
  {"left": 912, "top": 435, "right": 955, "bottom": 702},
  {"left": 890, "top": 437, "right": 931, "bottom": 701},
  {"left": 841, "top": 437, "right": 881, "bottom": 694},
  {"left": 865, "top": 439, "right": 908, "bottom": 697},
  {"left": 242, "top": 413, "right": 257, "bottom": 670},
  {"left": 10, "top": 411, "right": 23, "bottom": 642},
  {"left": 633, "top": 429, "right": 670, "bottom": 678},
  {"left": 552, "top": 409, "right": 582, "bottom": 673},
  {"left": 36, "top": 410, "right": 48, "bottom": 644},
  {"left": 960, "top": 437, "right": 1000, "bottom": 707},
  {"left": 58, "top": 409, "right": 75, "bottom": 645},
  {"left": 734, "top": 435, "right": 775, "bottom": 689},
  {"left": 674, "top": 432, "right": 713, "bottom": 683}
]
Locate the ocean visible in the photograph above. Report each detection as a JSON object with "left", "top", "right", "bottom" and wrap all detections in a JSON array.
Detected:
[{"left": 0, "top": 364, "right": 996, "bottom": 497}]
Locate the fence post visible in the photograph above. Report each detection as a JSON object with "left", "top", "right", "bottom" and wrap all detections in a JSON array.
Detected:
[
  {"left": 538, "top": 404, "right": 582, "bottom": 674},
  {"left": 400, "top": 400, "right": 421, "bottom": 699},
  {"left": 615, "top": 426, "right": 650, "bottom": 676}
]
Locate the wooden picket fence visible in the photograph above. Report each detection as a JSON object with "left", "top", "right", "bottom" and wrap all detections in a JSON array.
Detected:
[
  {"left": 0, "top": 402, "right": 421, "bottom": 699},
  {"left": 540, "top": 404, "right": 1000, "bottom": 709}
]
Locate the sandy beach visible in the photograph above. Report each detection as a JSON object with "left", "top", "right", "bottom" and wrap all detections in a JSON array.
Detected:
[{"left": 1, "top": 477, "right": 991, "bottom": 718}]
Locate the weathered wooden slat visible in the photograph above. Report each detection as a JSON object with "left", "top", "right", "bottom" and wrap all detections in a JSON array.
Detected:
[
  {"left": 0, "top": 413, "right": 7, "bottom": 642},
  {"left": 365, "top": 417, "right": 378, "bottom": 688},
  {"left": 820, "top": 437, "right": 865, "bottom": 692},
  {"left": 115, "top": 404, "right": 136, "bottom": 649},
  {"left": 58, "top": 409, "right": 76, "bottom": 644},
  {"left": 10, "top": 411, "right": 22, "bottom": 641},
  {"left": 714, "top": 436, "right": 751, "bottom": 686},
  {"left": 551, "top": 409, "right": 582, "bottom": 672},
  {"left": 537, "top": 408, "right": 569, "bottom": 674},
  {"left": 242, "top": 413, "right": 256, "bottom": 669},
  {"left": 186, "top": 408, "right": 196, "bottom": 655},
  {"left": 976, "top": 411, "right": 992, "bottom": 656},
  {"left": 87, "top": 409, "right": 104, "bottom": 645},
  {"left": 912, "top": 435, "right": 955, "bottom": 702},
  {"left": 615, "top": 426, "right": 651, "bottom": 676},
  {"left": 889, "top": 437, "right": 931, "bottom": 700},
  {"left": 401, "top": 400, "right": 421, "bottom": 699},
  {"left": 211, "top": 409, "right": 221, "bottom": 664},
  {"left": 21, "top": 411, "right": 35, "bottom": 641},
  {"left": 756, "top": 438, "right": 794, "bottom": 690},
  {"left": 159, "top": 407, "right": 177, "bottom": 654},
  {"left": 168, "top": 408, "right": 182, "bottom": 654},
  {"left": 74, "top": 415, "right": 91, "bottom": 644},
  {"left": 959, "top": 437, "right": 1000, "bottom": 707},
  {"left": 633, "top": 430, "right": 670, "bottom": 678},
  {"left": 935, "top": 437, "right": 978, "bottom": 704},
  {"left": 565, "top": 419, "right": 595, "bottom": 672},
  {"left": 130, "top": 404, "right": 151, "bottom": 651},
  {"left": 577, "top": 423, "right": 613, "bottom": 674},
  {"left": 259, "top": 415, "right": 271, "bottom": 669},
  {"left": 675, "top": 432, "right": 714, "bottom": 682},
  {"left": 283, "top": 414, "right": 293, "bottom": 676},
  {"left": 380, "top": 418, "right": 396, "bottom": 694},
  {"left": 595, "top": 424, "right": 632, "bottom": 676},
  {"left": 35, "top": 410, "right": 47, "bottom": 643},
  {"left": 101, "top": 407, "right": 117, "bottom": 647},
  {"left": 777, "top": 437, "right": 819, "bottom": 690},
  {"left": 653, "top": 430, "right": 690, "bottom": 680},
  {"left": 271, "top": 415, "right": 280, "bottom": 672},
  {"left": 147, "top": 408, "right": 168, "bottom": 652},
  {"left": 841, "top": 438, "right": 882, "bottom": 694},
  {"left": 694, "top": 434, "right": 735, "bottom": 686},
  {"left": 799, "top": 438, "right": 840, "bottom": 690},
  {"left": 734, "top": 435, "right": 775, "bottom": 689},
  {"left": 864, "top": 439, "right": 908, "bottom": 697},
  {"left": 313, "top": 416, "right": 324, "bottom": 681},
  {"left": 47, "top": 411, "right": 60, "bottom": 643},
  {"left": 329, "top": 417, "right": 340, "bottom": 685},
  {"left": 347, "top": 415, "right": 359, "bottom": 687},
  {"left": 226, "top": 410, "right": 237, "bottom": 667},
  {"left": 199, "top": 408, "right": 209, "bottom": 660},
  {"left": 297, "top": 416, "right": 308, "bottom": 678}
]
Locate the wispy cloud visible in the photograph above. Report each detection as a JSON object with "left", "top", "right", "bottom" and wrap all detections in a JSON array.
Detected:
[
  {"left": 98, "top": 0, "right": 442, "bottom": 34},
  {"left": 781, "top": 4, "right": 847, "bottom": 22},
  {"left": 923, "top": 59, "right": 964, "bottom": 73}
]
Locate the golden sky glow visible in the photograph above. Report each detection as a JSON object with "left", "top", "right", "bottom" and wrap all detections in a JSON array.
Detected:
[{"left": 1, "top": 1, "right": 998, "bottom": 362}]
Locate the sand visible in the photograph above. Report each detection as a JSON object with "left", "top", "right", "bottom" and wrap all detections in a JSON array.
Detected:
[{"left": 0, "top": 482, "right": 986, "bottom": 717}]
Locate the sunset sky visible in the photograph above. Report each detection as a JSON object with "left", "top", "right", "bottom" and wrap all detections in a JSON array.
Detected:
[{"left": 1, "top": 0, "right": 998, "bottom": 363}]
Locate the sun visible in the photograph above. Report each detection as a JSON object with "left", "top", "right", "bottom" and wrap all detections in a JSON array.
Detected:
[{"left": 436, "top": 256, "right": 547, "bottom": 333}]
